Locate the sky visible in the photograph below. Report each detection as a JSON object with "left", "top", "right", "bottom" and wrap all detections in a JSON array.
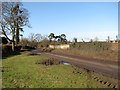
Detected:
[{"left": 22, "top": 2, "right": 118, "bottom": 42}]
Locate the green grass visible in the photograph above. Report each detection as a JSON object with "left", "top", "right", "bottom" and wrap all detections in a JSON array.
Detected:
[{"left": 2, "top": 51, "right": 112, "bottom": 88}]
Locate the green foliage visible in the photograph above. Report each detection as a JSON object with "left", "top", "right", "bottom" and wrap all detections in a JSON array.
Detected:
[
  {"left": 48, "top": 33, "right": 67, "bottom": 44},
  {"left": 48, "top": 33, "right": 55, "bottom": 42}
]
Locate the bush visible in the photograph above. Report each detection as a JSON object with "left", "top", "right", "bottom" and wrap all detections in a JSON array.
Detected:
[
  {"left": 21, "top": 46, "right": 35, "bottom": 50},
  {"left": 2, "top": 37, "right": 8, "bottom": 44},
  {"left": 38, "top": 40, "right": 50, "bottom": 48},
  {"left": 20, "top": 38, "right": 29, "bottom": 47},
  {"left": 2, "top": 45, "right": 22, "bottom": 57},
  {"left": 40, "top": 47, "right": 53, "bottom": 52}
]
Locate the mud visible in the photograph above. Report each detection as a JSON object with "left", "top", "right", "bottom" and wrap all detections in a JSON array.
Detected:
[{"left": 35, "top": 58, "right": 62, "bottom": 66}]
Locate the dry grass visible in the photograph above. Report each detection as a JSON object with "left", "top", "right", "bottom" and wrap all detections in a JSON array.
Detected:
[{"left": 52, "top": 42, "right": 118, "bottom": 62}]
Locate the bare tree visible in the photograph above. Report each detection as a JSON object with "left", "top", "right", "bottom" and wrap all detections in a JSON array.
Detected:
[
  {"left": 28, "top": 33, "right": 44, "bottom": 48},
  {"left": 28, "top": 33, "right": 43, "bottom": 43},
  {"left": 35, "top": 34, "right": 43, "bottom": 42},
  {"left": 1, "top": 2, "right": 30, "bottom": 51}
]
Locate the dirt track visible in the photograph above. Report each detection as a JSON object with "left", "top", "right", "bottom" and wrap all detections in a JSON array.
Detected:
[{"left": 32, "top": 49, "right": 118, "bottom": 79}]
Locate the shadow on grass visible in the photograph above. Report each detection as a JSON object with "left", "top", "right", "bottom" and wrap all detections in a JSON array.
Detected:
[
  {"left": 2, "top": 51, "right": 21, "bottom": 59},
  {"left": 2, "top": 49, "right": 35, "bottom": 59}
]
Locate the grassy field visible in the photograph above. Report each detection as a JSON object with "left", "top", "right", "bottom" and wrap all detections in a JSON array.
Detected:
[
  {"left": 52, "top": 47, "right": 118, "bottom": 62},
  {"left": 2, "top": 51, "right": 116, "bottom": 88},
  {"left": 69, "top": 42, "right": 118, "bottom": 61}
]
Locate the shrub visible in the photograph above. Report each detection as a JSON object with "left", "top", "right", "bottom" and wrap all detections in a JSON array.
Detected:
[
  {"left": 2, "top": 45, "right": 22, "bottom": 57},
  {"left": 20, "top": 38, "right": 29, "bottom": 47},
  {"left": 38, "top": 40, "right": 50, "bottom": 48},
  {"left": 2, "top": 37, "right": 8, "bottom": 44},
  {"left": 21, "top": 46, "right": 35, "bottom": 50}
]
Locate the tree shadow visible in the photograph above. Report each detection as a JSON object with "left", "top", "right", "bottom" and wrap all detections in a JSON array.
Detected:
[
  {"left": 2, "top": 51, "right": 21, "bottom": 59},
  {"left": 2, "top": 49, "right": 35, "bottom": 59}
]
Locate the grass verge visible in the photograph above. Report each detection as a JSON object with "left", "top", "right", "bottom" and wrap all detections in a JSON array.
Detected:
[{"left": 2, "top": 51, "right": 116, "bottom": 88}]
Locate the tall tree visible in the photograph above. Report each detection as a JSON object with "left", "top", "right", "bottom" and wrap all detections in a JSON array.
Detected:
[
  {"left": 48, "top": 33, "right": 55, "bottom": 42},
  {"left": 1, "top": 2, "right": 30, "bottom": 51},
  {"left": 56, "top": 35, "right": 61, "bottom": 42},
  {"left": 60, "top": 34, "right": 67, "bottom": 43},
  {"left": 61, "top": 34, "right": 66, "bottom": 39},
  {"left": 54, "top": 35, "right": 59, "bottom": 42}
]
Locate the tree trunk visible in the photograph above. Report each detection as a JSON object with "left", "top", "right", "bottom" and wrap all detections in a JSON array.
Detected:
[
  {"left": 16, "top": 28, "right": 19, "bottom": 44},
  {"left": 12, "top": 29, "right": 15, "bottom": 52},
  {"left": 15, "top": 21, "right": 20, "bottom": 45},
  {"left": 12, "top": 41, "right": 15, "bottom": 52}
]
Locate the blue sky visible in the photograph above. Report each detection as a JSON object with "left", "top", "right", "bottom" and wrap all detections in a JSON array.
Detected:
[{"left": 22, "top": 2, "right": 118, "bottom": 41}]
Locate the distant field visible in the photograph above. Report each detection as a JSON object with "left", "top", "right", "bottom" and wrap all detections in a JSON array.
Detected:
[
  {"left": 52, "top": 42, "right": 118, "bottom": 62},
  {"left": 2, "top": 51, "right": 116, "bottom": 88}
]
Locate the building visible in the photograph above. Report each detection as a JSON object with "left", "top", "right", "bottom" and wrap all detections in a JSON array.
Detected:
[{"left": 49, "top": 44, "right": 70, "bottom": 49}]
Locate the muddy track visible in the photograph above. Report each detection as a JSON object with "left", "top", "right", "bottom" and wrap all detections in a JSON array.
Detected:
[{"left": 32, "top": 49, "right": 118, "bottom": 80}]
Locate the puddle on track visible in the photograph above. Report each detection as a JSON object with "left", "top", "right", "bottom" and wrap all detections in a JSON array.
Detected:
[
  {"left": 59, "top": 60, "right": 70, "bottom": 65},
  {"left": 63, "top": 62, "right": 70, "bottom": 65}
]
